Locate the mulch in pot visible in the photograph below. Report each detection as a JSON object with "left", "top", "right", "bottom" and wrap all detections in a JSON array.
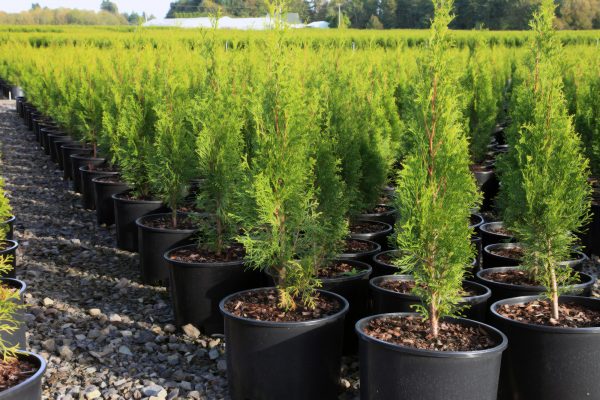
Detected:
[
  {"left": 224, "top": 289, "right": 341, "bottom": 322},
  {"left": 377, "top": 279, "right": 479, "bottom": 297},
  {"left": 344, "top": 239, "right": 377, "bottom": 253},
  {"left": 497, "top": 300, "right": 600, "bottom": 328},
  {"left": 487, "top": 224, "right": 513, "bottom": 236},
  {"left": 142, "top": 215, "right": 197, "bottom": 230},
  {"left": 0, "top": 358, "right": 36, "bottom": 391},
  {"left": 362, "top": 315, "right": 497, "bottom": 351},
  {"left": 317, "top": 260, "right": 368, "bottom": 279},
  {"left": 350, "top": 221, "right": 388, "bottom": 234},
  {"left": 486, "top": 269, "right": 538, "bottom": 286},
  {"left": 168, "top": 243, "right": 245, "bottom": 263},
  {"left": 491, "top": 246, "right": 524, "bottom": 259}
]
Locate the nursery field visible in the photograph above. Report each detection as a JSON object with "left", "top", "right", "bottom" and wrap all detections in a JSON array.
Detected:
[{"left": 0, "top": 0, "right": 599, "bottom": 399}]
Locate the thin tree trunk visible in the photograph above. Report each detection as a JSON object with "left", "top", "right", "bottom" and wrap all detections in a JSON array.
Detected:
[
  {"left": 550, "top": 267, "right": 559, "bottom": 320},
  {"left": 429, "top": 298, "right": 439, "bottom": 338}
]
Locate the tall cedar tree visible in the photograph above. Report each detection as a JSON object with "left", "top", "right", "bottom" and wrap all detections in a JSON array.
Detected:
[
  {"left": 394, "top": 0, "right": 480, "bottom": 337},
  {"left": 238, "top": 1, "right": 341, "bottom": 310},
  {"left": 498, "top": 0, "right": 591, "bottom": 319}
]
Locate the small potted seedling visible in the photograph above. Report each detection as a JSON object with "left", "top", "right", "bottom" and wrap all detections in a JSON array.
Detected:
[
  {"left": 491, "top": 2, "right": 600, "bottom": 399},
  {"left": 356, "top": 2, "right": 507, "bottom": 399},
  {"left": 0, "top": 181, "right": 17, "bottom": 278}
]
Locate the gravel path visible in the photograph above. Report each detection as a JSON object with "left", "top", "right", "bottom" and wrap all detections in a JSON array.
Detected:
[{"left": 0, "top": 100, "right": 233, "bottom": 400}]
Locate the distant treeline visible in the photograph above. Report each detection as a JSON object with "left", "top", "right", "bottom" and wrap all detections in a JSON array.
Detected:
[{"left": 167, "top": 0, "right": 600, "bottom": 29}]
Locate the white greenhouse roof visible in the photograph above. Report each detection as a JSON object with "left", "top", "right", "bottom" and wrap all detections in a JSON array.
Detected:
[{"left": 143, "top": 15, "right": 329, "bottom": 30}]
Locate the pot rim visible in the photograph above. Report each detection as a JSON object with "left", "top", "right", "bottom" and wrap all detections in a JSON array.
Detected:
[
  {"left": 219, "top": 287, "right": 350, "bottom": 328},
  {"left": 477, "top": 266, "right": 594, "bottom": 292},
  {"left": 0, "top": 277, "right": 26, "bottom": 296},
  {"left": 69, "top": 154, "right": 104, "bottom": 162},
  {"left": 79, "top": 165, "right": 119, "bottom": 174},
  {"left": 490, "top": 295, "right": 600, "bottom": 333},
  {"left": 370, "top": 275, "right": 490, "bottom": 302},
  {"left": 0, "top": 215, "right": 16, "bottom": 225},
  {"left": 355, "top": 312, "right": 508, "bottom": 357},
  {"left": 484, "top": 242, "right": 523, "bottom": 261},
  {"left": 164, "top": 243, "right": 246, "bottom": 268},
  {"left": 0, "top": 240, "right": 19, "bottom": 254},
  {"left": 135, "top": 212, "right": 198, "bottom": 234},
  {"left": 480, "top": 221, "right": 514, "bottom": 238},
  {"left": 60, "top": 143, "right": 90, "bottom": 150},
  {"left": 338, "top": 238, "right": 381, "bottom": 258},
  {"left": 469, "top": 213, "right": 485, "bottom": 230},
  {"left": 111, "top": 191, "right": 163, "bottom": 205}
]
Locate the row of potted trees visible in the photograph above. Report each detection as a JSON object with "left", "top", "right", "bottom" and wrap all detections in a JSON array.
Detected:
[{"left": 4, "top": 1, "right": 599, "bottom": 399}]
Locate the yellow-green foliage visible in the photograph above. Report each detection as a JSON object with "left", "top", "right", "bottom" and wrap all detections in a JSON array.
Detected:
[
  {"left": 0, "top": 255, "right": 20, "bottom": 361},
  {"left": 0, "top": 179, "right": 12, "bottom": 240}
]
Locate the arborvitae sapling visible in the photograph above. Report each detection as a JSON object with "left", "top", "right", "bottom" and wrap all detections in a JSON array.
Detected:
[
  {"left": 498, "top": 0, "right": 591, "bottom": 320},
  {"left": 0, "top": 179, "right": 12, "bottom": 239},
  {"left": 0, "top": 256, "right": 21, "bottom": 361},
  {"left": 394, "top": 0, "right": 480, "bottom": 337}
]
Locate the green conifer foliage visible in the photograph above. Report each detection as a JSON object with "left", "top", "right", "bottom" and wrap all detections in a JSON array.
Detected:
[
  {"left": 498, "top": 0, "right": 591, "bottom": 319},
  {"left": 0, "top": 179, "right": 12, "bottom": 239},
  {"left": 394, "top": 0, "right": 480, "bottom": 337}
]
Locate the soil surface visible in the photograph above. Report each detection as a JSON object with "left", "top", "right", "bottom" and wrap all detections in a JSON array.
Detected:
[
  {"left": 224, "top": 289, "right": 342, "bottom": 322},
  {"left": 378, "top": 279, "right": 479, "bottom": 297},
  {"left": 364, "top": 205, "right": 393, "bottom": 215},
  {"left": 0, "top": 358, "right": 37, "bottom": 391},
  {"left": 169, "top": 244, "right": 245, "bottom": 263},
  {"left": 141, "top": 215, "right": 197, "bottom": 230},
  {"left": 317, "top": 260, "right": 367, "bottom": 279},
  {"left": 491, "top": 246, "right": 524, "bottom": 259},
  {"left": 375, "top": 251, "right": 399, "bottom": 266},
  {"left": 497, "top": 300, "right": 600, "bottom": 328},
  {"left": 349, "top": 221, "right": 387, "bottom": 234},
  {"left": 362, "top": 315, "right": 498, "bottom": 351},
  {"left": 485, "top": 269, "right": 538, "bottom": 286},
  {"left": 486, "top": 224, "right": 513, "bottom": 236},
  {"left": 343, "top": 239, "right": 377, "bottom": 253},
  {"left": 93, "top": 174, "right": 123, "bottom": 184}
]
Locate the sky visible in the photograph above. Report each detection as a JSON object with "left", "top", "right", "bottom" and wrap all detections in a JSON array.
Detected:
[{"left": 0, "top": 1, "right": 171, "bottom": 18}]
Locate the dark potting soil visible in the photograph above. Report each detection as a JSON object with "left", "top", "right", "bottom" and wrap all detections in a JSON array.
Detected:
[
  {"left": 0, "top": 358, "right": 36, "bottom": 391},
  {"left": 168, "top": 243, "right": 245, "bottom": 263},
  {"left": 376, "top": 252, "right": 399, "bottom": 265},
  {"left": 378, "top": 279, "right": 479, "bottom": 298},
  {"left": 362, "top": 315, "right": 497, "bottom": 351},
  {"left": 317, "top": 260, "right": 368, "bottom": 279},
  {"left": 0, "top": 242, "right": 12, "bottom": 251},
  {"left": 115, "top": 192, "right": 157, "bottom": 202},
  {"left": 95, "top": 175, "right": 123, "bottom": 184},
  {"left": 344, "top": 239, "right": 376, "bottom": 253},
  {"left": 470, "top": 215, "right": 482, "bottom": 226},
  {"left": 485, "top": 269, "right": 538, "bottom": 286},
  {"left": 491, "top": 246, "right": 523, "bottom": 259},
  {"left": 350, "top": 221, "right": 387, "bottom": 234},
  {"left": 142, "top": 215, "right": 197, "bottom": 230},
  {"left": 224, "top": 289, "right": 342, "bottom": 322},
  {"left": 497, "top": 300, "right": 600, "bottom": 328},
  {"left": 85, "top": 164, "right": 116, "bottom": 173},
  {"left": 487, "top": 224, "right": 513, "bottom": 236},
  {"left": 368, "top": 205, "right": 392, "bottom": 214}
]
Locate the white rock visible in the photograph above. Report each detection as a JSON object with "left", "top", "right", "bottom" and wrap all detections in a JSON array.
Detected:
[
  {"left": 88, "top": 308, "right": 102, "bottom": 317},
  {"left": 182, "top": 324, "right": 200, "bottom": 339},
  {"left": 142, "top": 384, "right": 167, "bottom": 398},
  {"left": 42, "top": 297, "right": 54, "bottom": 307}
]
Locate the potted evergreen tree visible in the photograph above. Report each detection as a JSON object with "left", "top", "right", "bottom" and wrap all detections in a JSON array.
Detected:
[
  {"left": 0, "top": 181, "right": 17, "bottom": 279},
  {"left": 356, "top": 2, "right": 507, "bottom": 399},
  {"left": 0, "top": 178, "right": 15, "bottom": 240},
  {"left": 490, "top": 2, "right": 600, "bottom": 398},
  {"left": 136, "top": 88, "right": 199, "bottom": 286},
  {"left": 0, "top": 255, "right": 46, "bottom": 399},
  {"left": 164, "top": 48, "right": 260, "bottom": 334},
  {"left": 218, "top": 13, "right": 349, "bottom": 399}
]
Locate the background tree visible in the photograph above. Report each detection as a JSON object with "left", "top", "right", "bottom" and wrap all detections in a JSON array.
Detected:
[{"left": 100, "top": 0, "right": 119, "bottom": 14}]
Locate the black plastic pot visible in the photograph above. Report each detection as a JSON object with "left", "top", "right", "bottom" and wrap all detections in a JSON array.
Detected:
[
  {"left": 483, "top": 242, "right": 522, "bottom": 268},
  {"left": 135, "top": 213, "right": 196, "bottom": 285},
  {"left": 79, "top": 166, "right": 118, "bottom": 210},
  {"left": 476, "top": 266, "right": 594, "bottom": 305},
  {"left": 369, "top": 276, "right": 491, "bottom": 322},
  {"left": 0, "top": 278, "right": 26, "bottom": 348},
  {"left": 470, "top": 213, "right": 484, "bottom": 233},
  {"left": 51, "top": 137, "right": 75, "bottom": 168},
  {"left": 350, "top": 220, "right": 393, "bottom": 250},
  {"left": 580, "top": 201, "right": 600, "bottom": 257},
  {"left": 61, "top": 145, "right": 91, "bottom": 181},
  {"left": 471, "top": 166, "right": 499, "bottom": 212},
  {"left": 319, "top": 259, "right": 372, "bottom": 354},
  {"left": 480, "top": 222, "right": 515, "bottom": 249},
  {"left": 112, "top": 192, "right": 165, "bottom": 252},
  {"left": 356, "top": 204, "right": 398, "bottom": 226},
  {"left": 40, "top": 127, "right": 62, "bottom": 154},
  {"left": 338, "top": 238, "right": 381, "bottom": 264},
  {"left": 15, "top": 97, "right": 25, "bottom": 116},
  {"left": 356, "top": 312, "right": 507, "bottom": 400},
  {"left": 70, "top": 154, "right": 105, "bottom": 193},
  {"left": 490, "top": 295, "right": 600, "bottom": 400},
  {"left": 92, "top": 176, "right": 129, "bottom": 226},
  {"left": 164, "top": 244, "right": 262, "bottom": 334},
  {"left": 0, "top": 351, "right": 46, "bottom": 400},
  {"left": 47, "top": 134, "right": 71, "bottom": 164},
  {"left": 43, "top": 131, "right": 67, "bottom": 156},
  {"left": 0, "top": 240, "right": 18, "bottom": 278},
  {"left": 371, "top": 249, "right": 401, "bottom": 278},
  {"left": 0, "top": 215, "right": 15, "bottom": 240},
  {"left": 220, "top": 288, "right": 348, "bottom": 400}
]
